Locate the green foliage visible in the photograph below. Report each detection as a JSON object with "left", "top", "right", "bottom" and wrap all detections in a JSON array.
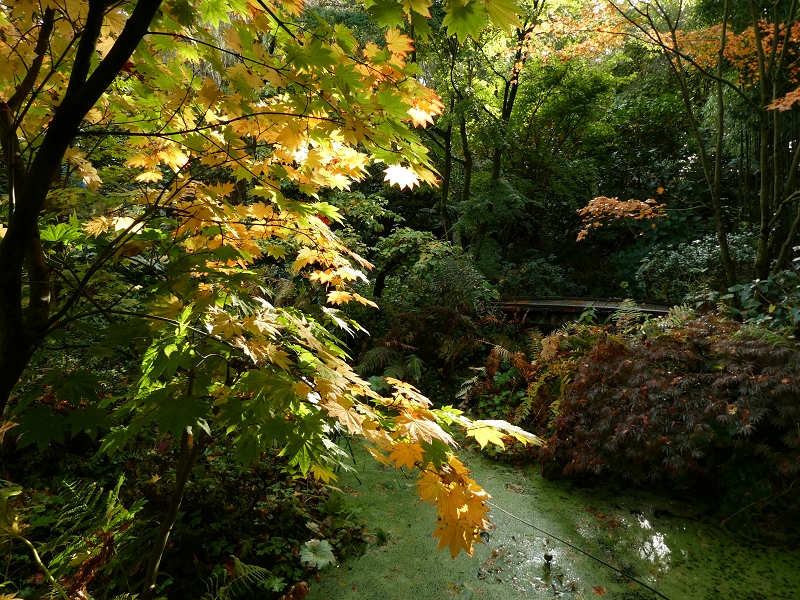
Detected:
[
  {"left": 724, "top": 256, "right": 800, "bottom": 335},
  {"left": 497, "top": 254, "right": 585, "bottom": 297},
  {"left": 635, "top": 232, "right": 757, "bottom": 301},
  {"left": 203, "top": 557, "right": 285, "bottom": 600},
  {"left": 1, "top": 476, "right": 146, "bottom": 599},
  {"left": 299, "top": 538, "right": 336, "bottom": 569}
]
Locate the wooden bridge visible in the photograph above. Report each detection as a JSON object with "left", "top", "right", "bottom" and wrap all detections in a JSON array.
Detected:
[{"left": 494, "top": 297, "right": 674, "bottom": 329}]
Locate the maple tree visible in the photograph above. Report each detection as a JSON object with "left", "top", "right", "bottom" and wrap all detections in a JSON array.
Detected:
[{"left": 0, "top": 0, "right": 540, "bottom": 596}]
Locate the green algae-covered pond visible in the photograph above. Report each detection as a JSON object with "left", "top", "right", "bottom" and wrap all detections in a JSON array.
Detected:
[{"left": 309, "top": 450, "right": 800, "bottom": 600}]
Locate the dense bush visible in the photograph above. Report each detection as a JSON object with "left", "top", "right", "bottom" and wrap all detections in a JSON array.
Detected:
[
  {"left": 539, "top": 314, "right": 800, "bottom": 483},
  {"left": 725, "top": 256, "right": 800, "bottom": 335},
  {"left": 462, "top": 311, "right": 800, "bottom": 526},
  {"left": 635, "top": 232, "right": 758, "bottom": 302},
  {"left": 353, "top": 234, "right": 502, "bottom": 402},
  {"left": 496, "top": 255, "right": 585, "bottom": 298}
]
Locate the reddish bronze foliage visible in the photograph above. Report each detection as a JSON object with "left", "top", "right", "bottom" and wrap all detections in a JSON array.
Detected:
[
  {"left": 576, "top": 196, "right": 667, "bottom": 241},
  {"left": 538, "top": 315, "right": 800, "bottom": 482}
]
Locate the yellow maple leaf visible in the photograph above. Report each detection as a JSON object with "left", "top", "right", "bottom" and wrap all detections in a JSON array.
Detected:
[
  {"left": 352, "top": 293, "right": 378, "bottom": 307},
  {"left": 198, "top": 77, "right": 224, "bottom": 108},
  {"left": 292, "top": 247, "right": 318, "bottom": 272},
  {"left": 396, "top": 414, "right": 454, "bottom": 446},
  {"left": 96, "top": 35, "right": 115, "bottom": 58},
  {"left": 389, "top": 441, "right": 423, "bottom": 470},
  {"left": 248, "top": 201, "right": 276, "bottom": 221},
  {"left": 205, "top": 307, "right": 244, "bottom": 338},
  {"left": 135, "top": 170, "right": 163, "bottom": 183},
  {"left": 83, "top": 216, "right": 112, "bottom": 237},
  {"left": 459, "top": 483, "right": 490, "bottom": 527},
  {"left": 157, "top": 145, "right": 189, "bottom": 171},
  {"left": 466, "top": 422, "right": 506, "bottom": 449},
  {"left": 322, "top": 399, "right": 365, "bottom": 435},
  {"left": 437, "top": 484, "right": 463, "bottom": 522},
  {"left": 264, "top": 344, "right": 293, "bottom": 370},
  {"left": 327, "top": 290, "right": 353, "bottom": 305},
  {"left": 477, "top": 419, "right": 542, "bottom": 446},
  {"left": 416, "top": 470, "right": 445, "bottom": 504},
  {"left": 408, "top": 105, "right": 436, "bottom": 128},
  {"left": 383, "top": 164, "right": 420, "bottom": 190},
  {"left": 432, "top": 520, "right": 477, "bottom": 559},
  {"left": 385, "top": 28, "right": 414, "bottom": 58}
]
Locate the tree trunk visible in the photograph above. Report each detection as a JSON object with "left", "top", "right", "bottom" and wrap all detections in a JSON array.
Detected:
[
  {"left": 439, "top": 121, "right": 454, "bottom": 240},
  {"left": 140, "top": 430, "right": 203, "bottom": 600},
  {"left": 458, "top": 114, "right": 473, "bottom": 250},
  {"left": 0, "top": 0, "right": 164, "bottom": 415}
]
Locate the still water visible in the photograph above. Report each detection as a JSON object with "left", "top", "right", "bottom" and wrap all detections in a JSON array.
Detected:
[{"left": 309, "top": 450, "right": 799, "bottom": 600}]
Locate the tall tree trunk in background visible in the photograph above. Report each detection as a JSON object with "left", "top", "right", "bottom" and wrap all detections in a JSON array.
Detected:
[
  {"left": 458, "top": 114, "right": 473, "bottom": 250},
  {"left": 665, "top": 0, "right": 736, "bottom": 286},
  {"left": 712, "top": 0, "right": 737, "bottom": 286},
  {"left": 612, "top": 0, "right": 800, "bottom": 284},
  {"left": 439, "top": 98, "right": 455, "bottom": 240}
]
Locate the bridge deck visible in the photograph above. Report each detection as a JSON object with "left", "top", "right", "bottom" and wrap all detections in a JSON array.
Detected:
[{"left": 495, "top": 297, "right": 673, "bottom": 316}]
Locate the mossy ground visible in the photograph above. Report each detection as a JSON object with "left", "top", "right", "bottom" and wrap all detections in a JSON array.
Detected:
[{"left": 309, "top": 448, "right": 800, "bottom": 600}]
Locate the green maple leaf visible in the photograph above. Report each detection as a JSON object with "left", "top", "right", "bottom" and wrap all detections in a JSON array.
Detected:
[
  {"left": 233, "top": 428, "right": 263, "bottom": 465},
  {"left": 166, "top": 0, "right": 196, "bottom": 27},
  {"left": 152, "top": 395, "right": 211, "bottom": 439},
  {"left": 482, "top": 0, "right": 521, "bottom": 33},
  {"left": 40, "top": 222, "right": 81, "bottom": 244},
  {"left": 410, "top": 10, "right": 433, "bottom": 38},
  {"left": 365, "top": 0, "right": 405, "bottom": 29},
  {"left": 420, "top": 438, "right": 450, "bottom": 470},
  {"left": 198, "top": 0, "right": 232, "bottom": 27},
  {"left": 377, "top": 88, "right": 410, "bottom": 119},
  {"left": 13, "top": 405, "right": 67, "bottom": 451},
  {"left": 51, "top": 369, "right": 103, "bottom": 403},
  {"left": 443, "top": 0, "right": 486, "bottom": 43},
  {"left": 291, "top": 39, "right": 335, "bottom": 72},
  {"left": 66, "top": 405, "right": 112, "bottom": 440}
]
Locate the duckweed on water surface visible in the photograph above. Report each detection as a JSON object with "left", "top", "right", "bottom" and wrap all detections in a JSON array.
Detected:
[{"left": 309, "top": 449, "right": 800, "bottom": 600}]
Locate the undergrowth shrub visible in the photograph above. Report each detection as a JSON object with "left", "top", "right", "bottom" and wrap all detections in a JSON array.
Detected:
[
  {"left": 635, "top": 232, "right": 757, "bottom": 302},
  {"left": 725, "top": 255, "right": 800, "bottom": 335},
  {"left": 496, "top": 255, "right": 585, "bottom": 298},
  {"left": 1, "top": 432, "right": 369, "bottom": 600},
  {"left": 355, "top": 245, "right": 502, "bottom": 403},
  {"left": 462, "top": 310, "right": 800, "bottom": 528}
]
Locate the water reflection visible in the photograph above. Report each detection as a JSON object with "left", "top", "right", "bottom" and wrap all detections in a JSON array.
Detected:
[{"left": 634, "top": 514, "right": 671, "bottom": 563}]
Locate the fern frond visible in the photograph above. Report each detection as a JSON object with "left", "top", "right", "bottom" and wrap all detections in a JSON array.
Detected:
[
  {"left": 383, "top": 361, "right": 407, "bottom": 380},
  {"left": 356, "top": 346, "right": 398, "bottom": 376},
  {"left": 204, "top": 557, "right": 284, "bottom": 599},
  {"left": 738, "top": 325, "right": 792, "bottom": 348},
  {"left": 612, "top": 299, "right": 651, "bottom": 333},
  {"left": 527, "top": 329, "right": 543, "bottom": 358},
  {"left": 490, "top": 344, "right": 514, "bottom": 362},
  {"left": 456, "top": 369, "right": 484, "bottom": 400},
  {"left": 405, "top": 354, "right": 423, "bottom": 382}
]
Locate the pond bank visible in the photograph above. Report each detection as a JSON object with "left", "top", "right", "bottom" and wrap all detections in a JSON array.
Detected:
[{"left": 308, "top": 449, "right": 800, "bottom": 600}]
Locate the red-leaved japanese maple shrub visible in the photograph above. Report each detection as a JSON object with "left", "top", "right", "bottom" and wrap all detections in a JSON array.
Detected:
[{"left": 538, "top": 314, "right": 800, "bottom": 485}]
